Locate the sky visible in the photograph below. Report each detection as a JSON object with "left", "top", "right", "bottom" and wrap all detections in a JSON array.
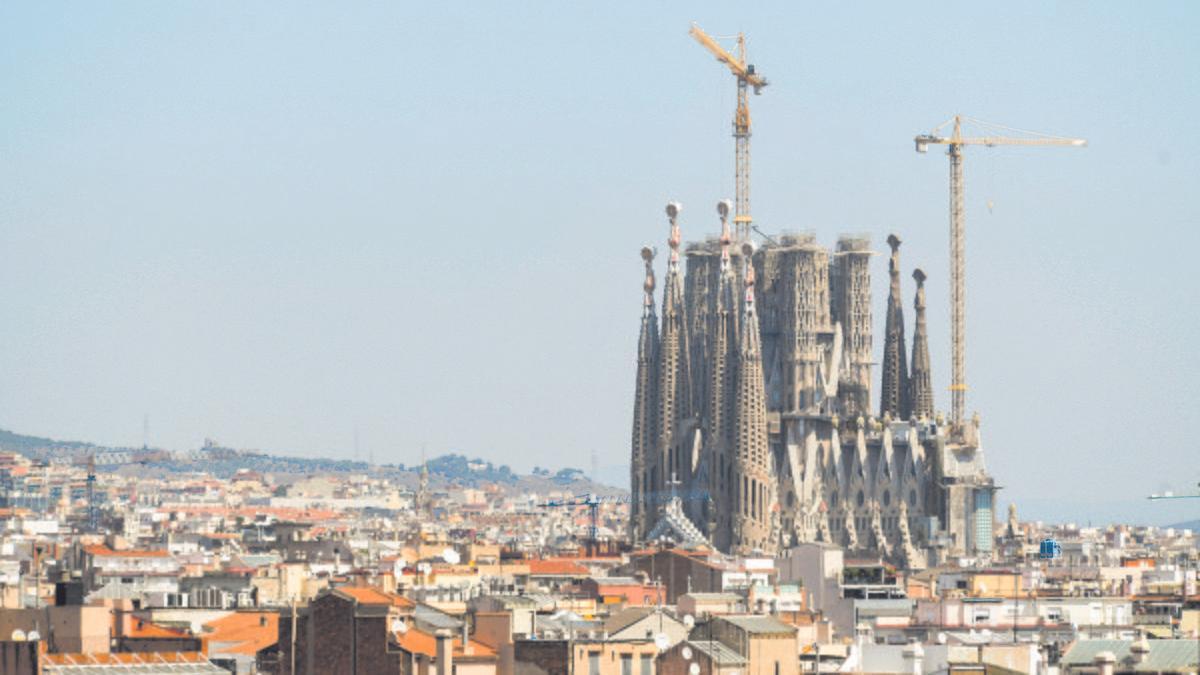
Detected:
[{"left": 1, "top": 2, "right": 1198, "bottom": 525}]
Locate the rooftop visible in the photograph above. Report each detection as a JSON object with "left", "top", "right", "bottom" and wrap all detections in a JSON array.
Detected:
[{"left": 719, "top": 615, "right": 797, "bottom": 635}]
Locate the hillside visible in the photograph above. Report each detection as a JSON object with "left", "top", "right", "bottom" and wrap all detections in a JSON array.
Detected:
[{"left": 0, "top": 427, "right": 623, "bottom": 494}]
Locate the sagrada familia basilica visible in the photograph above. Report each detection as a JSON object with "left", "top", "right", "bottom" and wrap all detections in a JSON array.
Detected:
[{"left": 629, "top": 201, "right": 996, "bottom": 568}]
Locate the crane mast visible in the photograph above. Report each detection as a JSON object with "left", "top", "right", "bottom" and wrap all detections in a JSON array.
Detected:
[
  {"left": 690, "top": 23, "right": 767, "bottom": 241},
  {"left": 948, "top": 120, "right": 966, "bottom": 430},
  {"left": 916, "top": 115, "right": 1085, "bottom": 429}
]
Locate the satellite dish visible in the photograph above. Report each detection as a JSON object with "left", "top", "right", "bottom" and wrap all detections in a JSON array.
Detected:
[
  {"left": 10, "top": 629, "right": 25, "bottom": 641},
  {"left": 392, "top": 619, "right": 408, "bottom": 634},
  {"left": 441, "top": 548, "right": 461, "bottom": 565},
  {"left": 682, "top": 646, "right": 693, "bottom": 660},
  {"left": 655, "top": 633, "right": 670, "bottom": 652},
  {"left": 690, "top": 663, "right": 701, "bottom": 675},
  {"left": 936, "top": 632, "right": 947, "bottom": 645},
  {"left": 26, "top": 630, "right": 39, "bottom": 641},
  {"left": 683, "top": 614, "right": 695, "bottom": 629}
]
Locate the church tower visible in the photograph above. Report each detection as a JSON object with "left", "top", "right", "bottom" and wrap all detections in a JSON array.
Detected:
[
  {"left": 630, "top": 246, "right": 659, "bottom": 540},
  {"left": 909, "top": 268, "right": 934, "bottom": 419},
  {"left": 880, "top": 234, "right": 910, "bottom": 419},
  {"left": 732, "top": 244, "right": 776, "bottom": 555},
  {"left": 705, "top": 201, "right": 740, "bottom": 550},
  {"left": 831, "top": 237, "right": 873, "bottom": 417},
  {"left": 655, "top": 203, "right": 693, "bottom": 503}
]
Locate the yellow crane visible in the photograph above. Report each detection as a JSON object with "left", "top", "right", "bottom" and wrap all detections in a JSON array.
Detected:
[
  {"left": 689, "top": 22, "right": 768, "bottom": 241},
  {"left": 915, "top": 115, "right": 1086, "bottom": 429}
]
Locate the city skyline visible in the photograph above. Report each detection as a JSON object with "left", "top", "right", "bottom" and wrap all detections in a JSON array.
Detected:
[{"left": 2, "top": 2, "right": 1198, "bottom": 525}]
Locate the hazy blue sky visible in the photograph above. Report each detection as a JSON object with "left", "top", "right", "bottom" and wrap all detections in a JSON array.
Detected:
[{"left": 2, "top": 2, "right": 1197, "bottom": 524}]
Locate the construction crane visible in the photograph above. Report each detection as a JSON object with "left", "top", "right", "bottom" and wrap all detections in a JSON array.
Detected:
[
  {"left": 539, "top": 494, "right": 602, "bottom": 557},
  {"left": 689, "top": 22, "right": 768, "bottom": 241},
  {"left": 915, "top": 115, "right": 1085, "bottom": 429}
]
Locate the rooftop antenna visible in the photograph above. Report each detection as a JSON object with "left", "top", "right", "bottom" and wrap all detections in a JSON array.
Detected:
[{"left": 142, "top": 414, "right": 149, "bottom": 451}]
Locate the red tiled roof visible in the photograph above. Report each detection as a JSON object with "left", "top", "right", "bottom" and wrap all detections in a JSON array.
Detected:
[
  {"left": 204, "top": 611, "right": 279, "bottom": 656},
  {"left": 528, "top": 559, "right": 589, "bottom": 576},
  {"left": 85, "top": 544, "right": 170, "bottom": 558},
  {"left": 336, "top": 587, "right": 416, "bottom": 608},
  {"left": 393, "top": 627, "right": 496, "bottom": 659}
]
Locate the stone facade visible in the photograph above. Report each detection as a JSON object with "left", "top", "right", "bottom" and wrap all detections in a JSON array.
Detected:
[{"left": 631, "top": 205, "right": 996, "bottom": 565}]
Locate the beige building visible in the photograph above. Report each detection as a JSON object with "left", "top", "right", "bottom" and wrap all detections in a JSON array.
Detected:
[
  {"left": 709, "top": 616, "right": 798, "bottom": 675},
  {"left": 0, "top": 605, "right": 111, "bottom": 654}
]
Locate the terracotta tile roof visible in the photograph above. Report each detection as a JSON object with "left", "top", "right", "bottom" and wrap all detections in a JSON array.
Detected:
[
  {"left": 204, "top": 611, "right": 279, "bottom": 656},
  {"left": 393, "top": 626, "right": 496, "bottom": 659},
  {"left": 336, "top": 586, "right": 416, "bottom": 608},
  {"left": 528, "top": 559, "right": 590, "bottom": 576},
  {"left": 84, "top": 544, "right": 170, "bottom": 558}
]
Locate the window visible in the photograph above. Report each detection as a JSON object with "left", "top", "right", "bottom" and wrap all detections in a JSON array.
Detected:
[
  {"left": 622, "top": 654, "right": 633, "bottom": 675},
  {"left": 589, "top": 652, "right": 600, "bottom": 675},
  {"left": 640, "top": 654, "right": 652, "bottom": 675}
]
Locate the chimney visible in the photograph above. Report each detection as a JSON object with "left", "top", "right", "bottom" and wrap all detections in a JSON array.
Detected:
[
  {"left": 1131, "top": 636, "right": 1150, "bottom": 664},
  {"left": 436, "top": 629, "right": 454, "bottom": 675},
  {"left": 1093, "top": 651, "right": 1116, "bottom": 675},
  {"left": 902, "top": 640, "right": 924, "bottom": 675}
]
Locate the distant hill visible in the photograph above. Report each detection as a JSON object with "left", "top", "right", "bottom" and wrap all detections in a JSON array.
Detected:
[
  {"left": 0, "top": 427, "right": 624, "bottom": 493},
  {"left": 0, "top": 428, "right": 101, "bottom": 453},
  {"left": 1168, "top": 519, "right": 1200, "bottom": 531}
]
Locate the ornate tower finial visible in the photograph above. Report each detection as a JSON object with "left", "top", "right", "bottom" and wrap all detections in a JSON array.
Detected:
[
  {"left": 717, "top": 200, "right": 733, "bottom": 266},
  {"left": 641, "top": 246, "right": 657, "bottom": 308},
  {"left": 741, "top": 241, "right": 757, "bottom": 302},
  {"left": 666, "top": 202, "right": 683, "bottom": 264}
]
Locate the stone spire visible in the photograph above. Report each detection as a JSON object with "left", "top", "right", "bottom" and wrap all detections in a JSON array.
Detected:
[
  {"left": 655, "top": 202, "right": 693, "bottom": 502},
  {"left": 880, "top": 234, "right": 911, "bottom": 419},
  {"left": 630, "top": 246, "right": 659, "bottom": 540},
  {"left": 909, "top": 268, "right": 934, "bottom": 419},
  {"left": 705, "top": 200, "right": 740, "bottom": 550},
  {"left": 732, "top": 243, "right": 775, "bottom": 555}
]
